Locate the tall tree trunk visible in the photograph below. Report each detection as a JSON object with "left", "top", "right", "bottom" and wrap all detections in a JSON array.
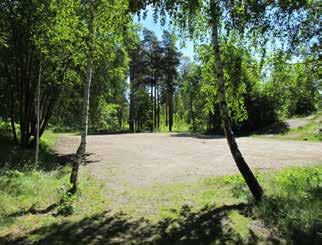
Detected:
[
  {"left": 157, "top": 85, "right": 160, "bottom": 130},
  {"left": 35, "top": 56, "right": 42, "bottom": 164},
  {"left": 150, "top": 83, "right": 154, "bottom": 132},
  {"left": 129, "top": 70, "right": 135, "bottom": 132},
  {"left": 5, "top": 63, "right": 17, "bottom": 144},
  {"left": 10, "top": 94, "right": 17, "bottom": 144},
  {"left": 168, "top": 93, "right": 173, "bottom": 132},
  {"left": 210, "top": 1, "right": 263, "bottom": 200},
  {"left": 70, "top": 2, "right": 94, "bottom": 194},
  {"left": 154, "top": 82, "right": 157, "bottom": 129},
  {"left": 165, "top": 99, "right": 168, "bottom": 127},
  {"left": 190, "top": 93, "right": 195, "bottom": 131}
]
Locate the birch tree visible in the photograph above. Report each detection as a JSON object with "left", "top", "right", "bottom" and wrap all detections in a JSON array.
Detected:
[
  {"left": 70, "top": 0, "right": 131, "bottom": 193},
  {"left": 129, "top": 0, "right": 319, "bottom": 200}
]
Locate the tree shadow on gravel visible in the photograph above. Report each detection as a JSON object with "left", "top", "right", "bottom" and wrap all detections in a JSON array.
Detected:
[
  {"left": 0, "top": 203, "right": 262, "bottom": 245},
  {"left": 171, "top": 133, "right": 225, "bottom": 140},
  {"left": 56, "top": 152, "right": 99, "bottom": 166}
]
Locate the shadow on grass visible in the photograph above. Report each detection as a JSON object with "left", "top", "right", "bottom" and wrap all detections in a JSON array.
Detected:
[
  {"left": 1, "top": 203, "right": 259, "bottom": 245},
  {"left": 3, "top": 203, "right": 60, "bottom": 220},
  {"left": 0, "top": 135, "right": 99, "bottom": 171},
  {"left": 257, "top": 121, "right": 289, "bottom": 135},
  {"left": 0, "top": 135, "right": 60, "bottom": 171}
]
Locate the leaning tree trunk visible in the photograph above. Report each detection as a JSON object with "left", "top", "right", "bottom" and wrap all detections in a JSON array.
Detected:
[
  {"left": 190, "top": 92, "right": 195, "bottom": 132},
  {"left": 70, "top": 2, "right": 94, "bottom": 194},
  {"left": 210, "top": 2, "right": 263, "bottom": 200}
]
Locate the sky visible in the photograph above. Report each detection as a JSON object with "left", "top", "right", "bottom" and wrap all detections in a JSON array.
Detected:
[{"left": 132, "top": 10, "right": 195, "bottom": 60}]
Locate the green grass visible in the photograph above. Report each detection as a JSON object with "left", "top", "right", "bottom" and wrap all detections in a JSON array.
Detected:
[
  {"left": 228, "top": 210, "right": 250, "bottom": 241},
  {"left": 0, "top": 163, "right": 321, "bottom": 244},
  {"left": 255, "top": 167, "right": 322, "bottom": 243},
  {"left": 280, "top": 118, "right": 322, "bottom": 141},
  {"left": 0, "top": 166, "right": 107, "bottom": 240},
  {"left": 0, "top": 129, "right": 58, "bottom": 165},
  {"left": 225, "top": 166, "right": 322, "bottom": 243},
  {"left": 110, "top": 177, "right": 236, "bottom": 221},
  {"left": 0, "top": 127, "right": 108, "bottom": 242}
]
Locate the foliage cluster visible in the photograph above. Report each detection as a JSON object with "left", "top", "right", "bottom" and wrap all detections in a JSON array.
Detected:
[
  {"left": 177, "top": 43, "right": 319, "bottom": 133},
  {"left": 0, "top": 0, "right": 133, "bottom": 145}
]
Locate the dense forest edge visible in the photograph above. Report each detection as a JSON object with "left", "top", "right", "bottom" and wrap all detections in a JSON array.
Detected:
[{"left": 0, "top": 0, "right": 321, "bottom": 244}]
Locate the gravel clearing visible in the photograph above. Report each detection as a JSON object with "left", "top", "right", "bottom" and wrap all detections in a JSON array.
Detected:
[{"left": 54, "top": 133, "right": 322, "bottom": 187}]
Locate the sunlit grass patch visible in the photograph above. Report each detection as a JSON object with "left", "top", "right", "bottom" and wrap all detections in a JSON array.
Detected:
[
  {"left": 224, "top": 165, "right": 322, "bottom": 243},
  {"left": 0, "top": 166, "right": 107, "bottom": 240}
]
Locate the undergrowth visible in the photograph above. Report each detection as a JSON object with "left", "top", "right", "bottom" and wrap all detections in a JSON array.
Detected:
[
  {"left": 225, "top": 166, "right": 322, "bottom": 244},
  {"left": 0, "top": 166, "right": 107, "bottom": 240}
]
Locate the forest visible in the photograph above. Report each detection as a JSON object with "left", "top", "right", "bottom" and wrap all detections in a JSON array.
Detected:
[{"left": 0, "top": 0, "right": 321, "bottom": 244}]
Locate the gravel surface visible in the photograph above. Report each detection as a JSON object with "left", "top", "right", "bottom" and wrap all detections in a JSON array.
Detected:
[{"left": 54, "top": 133, "right": 322, "bottom": 187}]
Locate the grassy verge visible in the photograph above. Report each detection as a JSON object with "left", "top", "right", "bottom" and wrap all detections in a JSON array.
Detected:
[
  {"left": 1, "top": 165, "right": 320, "bottom": 244},
  {"left": 226, "top": 166, "right": 322, "bottom": 243},
  {"left": 278, "top": 118, "right": 322, "bottom": 141},
  {"left": 0, "top": 166, "right": 107, "bottom": 240},
  {"left": 0, "top": 164, "right": 321, "bottom": 244},
  {"left": 0, "top": 128, "right": 109, "bottom": 244},
  {"left": 108, "top": 177, "right": 236, "bottom": 221},
  {"left": 253, "top": 111, "right": 322, "bottom": 142},
  {"left": 0, "top": 129, "right": 60, "bottom": 168}
]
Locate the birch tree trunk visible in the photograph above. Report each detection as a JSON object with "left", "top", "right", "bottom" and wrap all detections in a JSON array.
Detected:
[
  {"left": 210, "top": 1, "right": 263, "bottom": 200},
  {"left": 70, "top": 1, "right": 94, "bottom": 194}
]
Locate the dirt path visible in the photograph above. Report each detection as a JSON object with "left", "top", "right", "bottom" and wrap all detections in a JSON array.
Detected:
[{"left": 54, "top": 133, "right": 322, "bottom": 188}]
